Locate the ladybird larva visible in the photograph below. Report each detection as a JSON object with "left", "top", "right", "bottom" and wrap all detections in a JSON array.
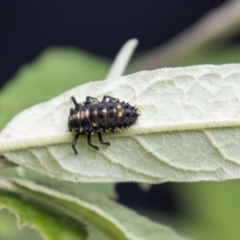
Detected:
[{"left": 68, "top": 95, "right": 139, "bottom": 154}]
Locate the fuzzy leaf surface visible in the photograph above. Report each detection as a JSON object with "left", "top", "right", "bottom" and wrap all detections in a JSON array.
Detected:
[{"left": 1, "top": 64, "right": 240, "bottom": 183}]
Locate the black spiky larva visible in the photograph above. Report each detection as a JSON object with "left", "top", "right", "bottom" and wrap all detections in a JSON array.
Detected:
[{"left": 68, "top": 95, "right": 140, "bottom": 154}]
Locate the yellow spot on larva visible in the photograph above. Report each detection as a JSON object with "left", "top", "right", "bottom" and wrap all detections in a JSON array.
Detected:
[
  {"left": 118, "top": 112, "right": 123, "bottom": 118},
  {"left": 137, "top": 108, "right": 142, "bottom": 115},
  {"left": 117, "top": 104, "right": 122, "bottom": 109}
]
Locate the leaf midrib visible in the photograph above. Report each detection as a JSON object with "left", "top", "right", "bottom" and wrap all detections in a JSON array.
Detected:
[{"left": 0, "top": 119, "right": 240, "bottom": 153}]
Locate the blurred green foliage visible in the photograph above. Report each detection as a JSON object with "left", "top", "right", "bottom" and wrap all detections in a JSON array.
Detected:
[
  {"left": 179, "top": 45, "right": 240, "bottom": 66},
  {"left": 173, "top": 181, "right": 240, "bottom": 240},
  {"left": 0, "top": 192, "right": 86, "bottom": 240},
  {"left": 0, "top": 47, "right": 110, "bottom": 130},
  {"left": 0, "top": 208, "right": 42, "bottom": 240}
]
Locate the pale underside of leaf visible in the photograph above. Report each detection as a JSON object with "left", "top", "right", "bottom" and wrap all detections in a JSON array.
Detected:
[{"left": 1, "top": 64, "right": 240, "bottom": 183}]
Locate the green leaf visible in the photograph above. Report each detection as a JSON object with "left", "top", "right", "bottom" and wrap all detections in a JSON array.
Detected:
[
  {"left": 0, "top": 47, "right": 110, "bottom": 130},
  {"left": 0, "top": 190, "right": 87, "bottom": 240},
  {"left": 1, "top": 64, "right": 240, "bottom": 183},
  {"left": 0, "top": 178, "right": 189, "bottom": 240}
]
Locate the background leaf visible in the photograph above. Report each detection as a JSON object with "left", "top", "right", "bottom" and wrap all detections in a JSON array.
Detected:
[
  {"left": 0, "top": 167, "right": 116, "bottom": 198},
  {"left": 0, "top": 178, "right": 190, "bottom": 240},
  {"left": 0, "top": 190, "right": 87, "bottom": 240}
]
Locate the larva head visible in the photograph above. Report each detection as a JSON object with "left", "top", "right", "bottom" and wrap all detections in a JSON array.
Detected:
[{"left": 68, "top": 97, "right": 82, "bottom": 133}]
